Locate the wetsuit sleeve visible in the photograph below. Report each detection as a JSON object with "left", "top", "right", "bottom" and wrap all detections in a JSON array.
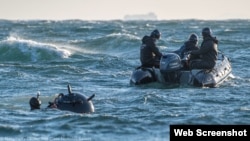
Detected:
[
  {"left": 178, "top": 45, "right": 185, "bottom": 52},
  {"left": 191, "top": 41, "right": 213, "bottom": 55},
  {"left": 150, "top": 41, "right": 162, "bottom": 57},
  {"left": 175, "top": 44, "right": 185, "bottom": 58}
]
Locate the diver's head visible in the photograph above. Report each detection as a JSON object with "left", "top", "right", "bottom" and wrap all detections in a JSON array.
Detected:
[
  {"left": 188, "top": 33, "right": 198, "bottom": 45},
  {"left": 29, "top": 97, "right": 41, "bottom": 110},
  {"left": 202, "top": 27, "right": 212, "bottom": 37},
  {"left": 150, "top": 29, "right": 161, "bottom": 40},
  {"left": 188, "top": 33, "right": 198, "bottom": 42},
  {"left": 29, "top": 92, "right": 41, "bottom": 110}
]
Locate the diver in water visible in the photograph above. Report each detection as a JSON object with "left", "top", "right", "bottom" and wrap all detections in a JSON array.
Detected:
[
  {"left": 29, "top": 84, "right": 95, "bottom": 114},
  {"left": 140, "top": 29, "right": 162, "bottom": 68},
  {"left": 29, "top": 92, "right": 42, "bottom": 110}
]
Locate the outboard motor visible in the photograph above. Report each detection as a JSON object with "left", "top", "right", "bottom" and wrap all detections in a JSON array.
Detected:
[
  {"left": 160, "top": 53, "right": 182, "bottom": 83},
  {"left": 48, "top": 84, "right": 95, "bottom": 113}
]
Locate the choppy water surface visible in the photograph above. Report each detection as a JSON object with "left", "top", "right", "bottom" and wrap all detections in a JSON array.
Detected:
[{"left": 0, "top": 19, "right": 249, "bottom": 141}]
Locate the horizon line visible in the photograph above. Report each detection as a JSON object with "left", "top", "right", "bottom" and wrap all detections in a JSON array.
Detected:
[{"left": 0, "top": 18, "right": 249, "bottom": 21}]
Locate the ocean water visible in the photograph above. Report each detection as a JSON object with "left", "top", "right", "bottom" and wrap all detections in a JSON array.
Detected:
[{"left": 0, "top": 19, "right": 249, "bottom": 141}]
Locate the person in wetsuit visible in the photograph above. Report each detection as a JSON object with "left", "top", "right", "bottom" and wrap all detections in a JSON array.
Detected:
[
  {"left": 174, "top": 33, "right": 199, "bottom": 59},
  {"left": 140, "top": 29, "right": 162, "bottom": 68},
  {"left": 189, "top": 27, "right": 218, "bottom": 70}
]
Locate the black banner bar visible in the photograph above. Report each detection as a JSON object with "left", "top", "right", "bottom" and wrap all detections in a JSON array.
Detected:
[{"left": 170, "top": 125, "right": 250, "bottom": 141}]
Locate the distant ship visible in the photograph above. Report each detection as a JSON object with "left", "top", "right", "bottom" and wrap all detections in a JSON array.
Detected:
[{"left": 123, "top": 12, "right": 157, "bottom": 21}]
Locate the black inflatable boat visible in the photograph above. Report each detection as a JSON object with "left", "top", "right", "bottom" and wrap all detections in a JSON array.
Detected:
[{"left": 130, "top": 52, "right": 232, "bottom": 88}]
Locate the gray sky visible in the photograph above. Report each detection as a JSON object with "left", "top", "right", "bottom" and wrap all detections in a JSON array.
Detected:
[{"left": 0, "top": 0, "right": 249, "bottom": 20}]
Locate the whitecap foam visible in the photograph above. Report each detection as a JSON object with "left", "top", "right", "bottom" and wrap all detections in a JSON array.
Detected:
[
  {"left": 3, "top": 36, "right": 72, "bottom": 59},
  {"left": 106, "top": 32, "right": 140, "bottom": 40}
]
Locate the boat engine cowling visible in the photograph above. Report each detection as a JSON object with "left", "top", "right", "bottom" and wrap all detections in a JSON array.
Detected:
[
  {"left": 160, "top": 53, "right": 182, "bottom": 73},
  {"left": 160, "top": 53, "right": 182, "bottom": 83}
]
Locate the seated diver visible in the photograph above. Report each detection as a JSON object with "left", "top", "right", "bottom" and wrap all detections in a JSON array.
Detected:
[
  {"left": 174, "top": 33, "right": 199, "bottom": 59},
  {"left": 174, "top": 33, "right": 199, "bottom": 69},
  {"left": 188, "top": 27, "right": 218, "bottom": 70},
  {"left": 140, "top": 29, "right": 162, "bottom": 68}
]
